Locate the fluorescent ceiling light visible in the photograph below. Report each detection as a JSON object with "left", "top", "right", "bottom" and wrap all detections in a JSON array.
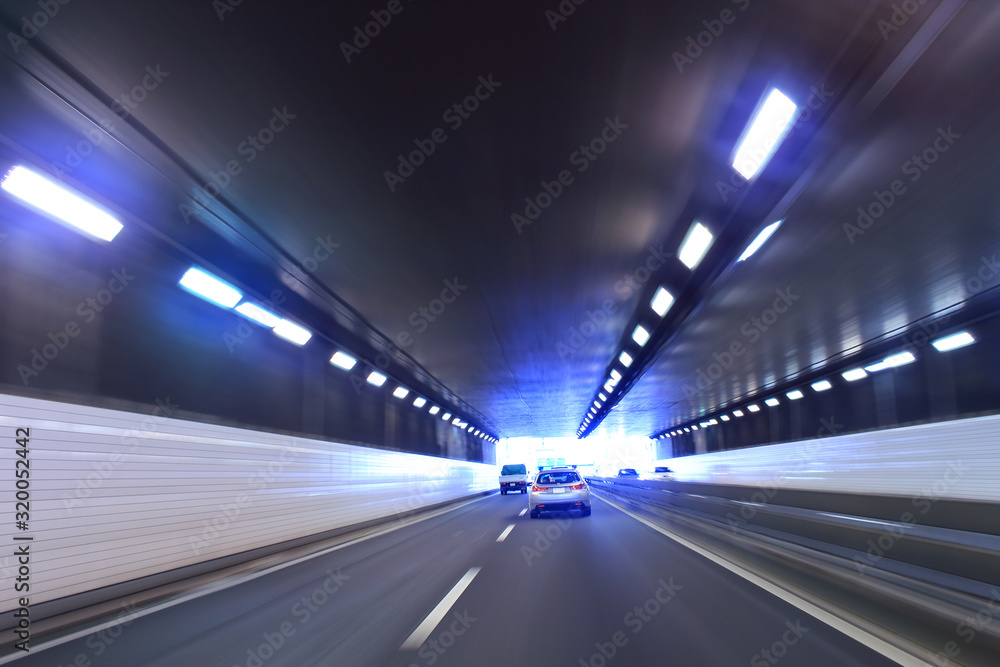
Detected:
[
  {"left": 179, "top": 267, "right": 242, "bottom": 308},
  {"left": 865, "top": 352, "right": 915, "bottom": 373},
  {"left": 709, "top": 419, "right": 718, "bottom": 425},
  {"left": 590, "top": 407, "right": 596, "bottom": 414},
  {"left": 442, "top": 412, "right": 452, "bottom": 420},
  {"left": 413, "top": 397, "right": 427, "bottom": 408},
  {"left": 811, "top": 380, "right": 832, "bottom": 392},
  {"left": 692, "top": 425, "right": 699, "bottom": 431},
  {"left": 610, "top": 369, "right": 622, "bottom": 381},
  {"left": 765, "top": 397, "right": 780, "bottom": 407},
  {"left": 330, "top": 351, "right": 357, "bottom": 370},
  {"left": 678, "top": 222, "right": 713, "bottom": 270},
  {"left": 932, "top": 331, "right": 975, "bottom": 352},
  {"left": 392, "top": 386, "right": 409, "bottom": 399},
  {"left": 598, "top": 392, "right": 607, "bottom": 401},
  {"left": 786, "top": 390, "right": 804, "bottom": 400},
  {"left": 468, "top": 425, "right": 474, "bottom": 432},
  {"left": 594, "top": 400, "right": 601, "bottom": 408},
  {"left": 429, "top": 406, "right": 440, "bottom": 414},
  {"left": 235, "top": 302, "right": 280, "bottom": 328},
  {"left": 632, "top": 325, "right": 650, "bottom": 346},
  {"left": 747, "top": 404, "right": 760, "bottom": 412},
  {"left": 683, "top": 428, "right": 690, "bottom": 433},
  {"left": 731, "top": 88, "right": 798, "bottom": 180},
  {"left": 273, "top": 319, "right": 312, "bottom": 346},
  {"left": 650, "top": 287, "right": 675, "bottom": 317},
  {"left": 452, "top": 417, "right": 461, "bottom": 425},
  {"left": 1, "top": 165, "right": 124, "bottom": 242},
  {"left": 619, "top": 351, "right": 633, "bottom": 368},
  {"left": 732, "top": 410, "right": 744, "bottom": 417},
  {"left": 720, "top": 415, "right": 731, "bottom": 421},
  {"left": 603, "top": 380, "right": 614, "bottom": 393},
  {"left": 737, "top": 220, "right": 783, "bottom": 262},
  {"left": 842, "top": 368, "right": 867, "bottom": 382},
  {"left": 366, "top": 371, "right": 387, "bottom": 387}
]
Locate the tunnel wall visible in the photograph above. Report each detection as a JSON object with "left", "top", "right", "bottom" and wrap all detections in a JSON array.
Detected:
[
  {"left": 659, "top": 412, "right": 997, "bottom": 502},
  {"left": 0, "top": 392, "right": 495, "bottom": 613}
]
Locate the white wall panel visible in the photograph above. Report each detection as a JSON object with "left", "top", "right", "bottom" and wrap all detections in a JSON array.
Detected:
[
  {"left": 0, "top": 393, "right": 494, "bottom": 612},
  {"left": 663, "top": 413, "right": 1000, "bottom": 502}
]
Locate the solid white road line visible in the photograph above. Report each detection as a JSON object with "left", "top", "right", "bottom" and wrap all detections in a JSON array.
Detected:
[
  {"left": 597, "top": 495, "right": 932, "bottom": 666},
  {"left": 0, "top": 494, "right": 494, "bottom": 666},
  {"left": 400, "top": 567, "right": 482, "bottom": 650},
  {"left": 496, "top": 524, "right": 515, "bottom": 542},
  {"left": 519, "top": 508, "right": 527, "bottom": 517}
]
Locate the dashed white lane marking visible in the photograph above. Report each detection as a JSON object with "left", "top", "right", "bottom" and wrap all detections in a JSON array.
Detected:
[
  {"left": 400, "top": 567, "right": 482, "bottom": 650},
  {"left": 518, "top": 508, "right": 527, "bottom": 517},
  {"left": 496, "top": 524, "right": 515, "bottom": 542}
]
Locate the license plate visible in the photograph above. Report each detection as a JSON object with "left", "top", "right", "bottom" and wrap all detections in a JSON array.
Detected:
[{"left": 552, "top": 487, "right": 566, "bottom": 494}]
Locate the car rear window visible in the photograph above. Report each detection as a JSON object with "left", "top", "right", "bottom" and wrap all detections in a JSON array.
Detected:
[
  {"left": 501, "top": 464, "right": 527, "bottom": 475},
  {"left": 537, "top": 471, "right": 580, "bottom": 485},
  {"left": 654, "top": 467, "right": 672, "bottom": 473}
]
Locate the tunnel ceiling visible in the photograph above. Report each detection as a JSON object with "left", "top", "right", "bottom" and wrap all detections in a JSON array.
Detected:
[{"left": 1, "top": 0, "right": 998, "bottom": 439}]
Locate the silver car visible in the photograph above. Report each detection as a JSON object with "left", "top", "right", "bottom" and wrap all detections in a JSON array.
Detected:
[{"left": 528, "top": 468, "right": 591, "bottom": 518}]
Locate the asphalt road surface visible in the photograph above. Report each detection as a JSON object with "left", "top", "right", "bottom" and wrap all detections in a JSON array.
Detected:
[{"left": 20, "top": 493, "right": 902, "bottom": 667}]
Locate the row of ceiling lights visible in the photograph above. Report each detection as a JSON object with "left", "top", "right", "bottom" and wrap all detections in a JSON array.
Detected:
[
  {"left": 0, "top": 165, "right": 498, "bottom": 443},
  {"left": 656, "top": 331, "right": 976, "bottom": 438},
  {"left": 579, "top": 88, "right": 799, "bottom": 438}
]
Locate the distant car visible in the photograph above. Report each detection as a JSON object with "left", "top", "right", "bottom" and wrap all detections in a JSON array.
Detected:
[
  {"left": 649, "top": 466, "right": 675, "bottom": 480},
  {"left": 529, "top": 469, "right": 591, "bottom": 518},
  {"left": 617, "top": 468, "right": 639, "bottom": 477}
]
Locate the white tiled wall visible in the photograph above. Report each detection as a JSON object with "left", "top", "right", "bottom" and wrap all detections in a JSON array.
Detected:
[
  {"left": 0, "top": 393, "right": 494, "bottom": 611},
  {"left": 663, "top": 413, "right": 1000, "bottom": 502}
]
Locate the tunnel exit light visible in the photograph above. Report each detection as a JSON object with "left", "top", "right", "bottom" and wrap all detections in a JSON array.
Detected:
[
  {"left": 732, "top": 88, "right": 798, "bottom": 180},
  {"left": 1, "top": 165, "right": 124, "bottom": 242},
  {"left": 179, "top": 267, "right": 242, "bottom": 308},
  {"left": 932, "top": 331, "right": 975, "bottom": 352}
]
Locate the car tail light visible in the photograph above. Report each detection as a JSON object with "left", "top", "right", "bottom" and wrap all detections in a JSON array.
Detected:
[
  {"left": 570, "top": 483, "right": 585, "bottom": 490},
  {"left": 533, "top": 485, "right": 548, "bottom": 492}
]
